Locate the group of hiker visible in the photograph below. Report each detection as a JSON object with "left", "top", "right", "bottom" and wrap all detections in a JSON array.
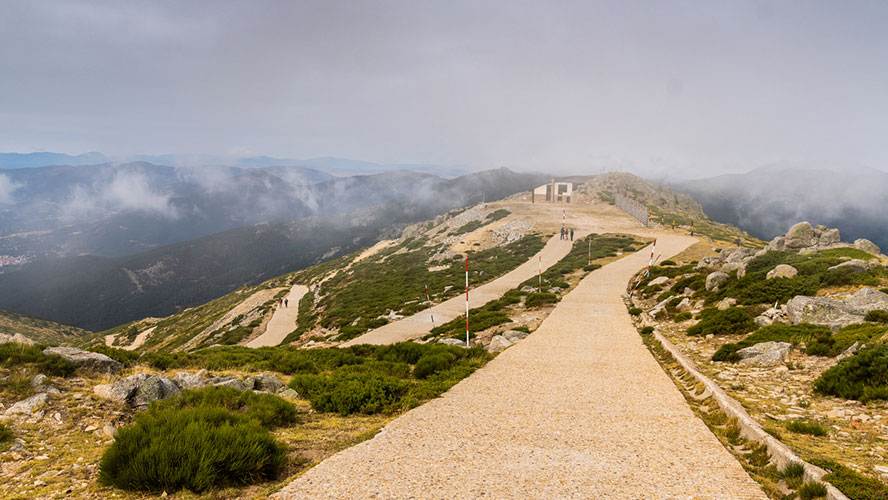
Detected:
[
  {"left": 560, "top": 226, "right": 574, "bottom": 241},
  {"left": 278, "top": 297, "right": 289, "bottom": 308}
]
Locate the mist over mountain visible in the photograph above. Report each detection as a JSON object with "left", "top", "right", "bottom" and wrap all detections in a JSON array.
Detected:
[
  {"left": 0, "top": 168, "right": 546, "bottom": 330},
  {"left": 672, "top": 165, "right": 888, "bottom": 250},
  {"left": 0, "top": 151, "right": 108, "bottom": 169}
]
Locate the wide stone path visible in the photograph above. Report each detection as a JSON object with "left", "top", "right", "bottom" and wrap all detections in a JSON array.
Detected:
[
  {"left": 246, "top": 285, "right": 309, "bottom": 348},
  {"left": 273, "top": 234, "right": 768, "bottom": 499}
]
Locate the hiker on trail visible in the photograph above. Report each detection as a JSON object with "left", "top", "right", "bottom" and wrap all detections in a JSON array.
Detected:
[
  {"left": 285, "top": 298, "right": 289, "bottom": 308},
  {"left": 570, "top": 228, "right": 574, "bottom": 241},
  {"left": 672, "top": 220, "right": 676, "bottom": 231},
  {"left": 560, "top": 226, "right": 564, "bottom": 240},
  {"left": 279, "top": 298, "right": 283, "bottom": 307}
]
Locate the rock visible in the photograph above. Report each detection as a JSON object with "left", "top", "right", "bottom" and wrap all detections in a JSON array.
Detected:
[
  {"left": 874, "top": 465, "right": 888, "bottom": 482},
  {"left": 854, "top": 238, "right": 881, "bottom": 256},
  {"left": 769, "top": 236, "right": 786, "bottom": 252},
  {"left": 717, "top": 297, "right": 737, "bottom": 310},
  {"left": 42, "top": 347, "right": 123, "bottom": 373},
  {"left": 828, "top": 259, "right": 876, "bottom": 273},
  {"left": 94, "top": 373, "right": 179, "bottom": 407},
  {"left": 276, "top": 387, "right": 299, "bottom": 399},
  {"left": 84, "top": 425, "right": 98, "bottom": 432},
  {"left": 649, "top": 297, "right": 672, "bottom": 318},
  {"left": 784, "top": 222, "right": 816, "bottom": 249},
  {"left": 30, "top": 374, "right": 48, "bottom": 387},
  {"left": 754, "top": 315, "right": 773, "bottom": 327},
  {"left": 520, "top": 286, "right": 537, "bottom": 293},
  {"left": 438, "top": 338, "right": 466, "bottom": 346},
  {"left": 487, "top": 335, "right": 512, "bottom": 352},
  {"left": 503, "top": 329, "right": 530, "bottom": 343},
  {"left": 843, "top": 287, "right": 888, "bottom": 315},
  {"left": 102, "top": 424, "right": 117, "bottom": 438},
  {"left": 705, "top": 271, "right": 729, "bottom": 291},
  {"left": 787, "top": 287, "right": 888, "bottom": 329},
  {"left": 766, "top": 264, "right": 798, "bottom": 280},
  {"left": 172, "top": 371, "right": 208, "bottom": 390},
  {"left": 819, "top": 228, "right": 841, "bottom": 247},
  {"left": 211, "top": 376, "right": 246, "bottom": 391},
  {"left": 695, "top": 256, "right": 722, "bottom": 271},
  {"left": 837, "top": 342, "right": 860, "bottom": 361},
  {"left": 648, "top": 276, "right": 670, "bottom": 287},
  {"left": 547, "top": 287, "right": 563, "bottom": 294},
  {"left": 675, "top": 297, "right": 691, "bottom": 312},
  {"left": 722, "top": 247, "right": 756, "bottom": 264},
  {"left": 0, "top": 332, "right": 35, "bottom": 345},
  {"left": 737, "top": 342, "right": 793, "bottom": 366},
  {"left": 4, "top": 393, "right": 50, "bottom": 418},
  {"left": 243, "top": 373, "right": 286, "bottom": 393}
]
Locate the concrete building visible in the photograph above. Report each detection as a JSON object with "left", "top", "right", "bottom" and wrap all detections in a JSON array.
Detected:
[{"left": 532, "top": 178, "right": 577, "bottom": 203}]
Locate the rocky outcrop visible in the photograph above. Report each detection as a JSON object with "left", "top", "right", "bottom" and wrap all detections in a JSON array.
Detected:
[
  {"left": 0, "top": 333, "right": 35, "bottom": 345},
  {"left": 648, "top": 276, "right": 670, "bottom": 287},
  {"left": 828, "top": 259, "right": 876, "bottom": 273},
  {"left": 737, "top": 342, "right": 793, "bottom": 366},
  {"left": 765, "top": 222, "right": 860, "bottom": 255},
  {"left": 766, "top": 264, "right": 798, "bottom": 280},
  {"left": 211, "top": 376, "right": 246, "bottom": 391},
  {"left": 854, "top": 238, "right": 881, "bottom": 256},
  {"left": 42, "top": 347, "right": 123, "bottom": 373},
  {"left": 784, "top": 222, "right": 816, "bottom": 250},
  {"left": 244, "top": 373, "right": 287, "bottom": 393},
  {"left": 786, "top": 287, "right": 888, "bottom": 329},
  {"left": 94, "top": 373, "right": 179, "bottom": 408},
  {"left": 754, "top": 307, "right": 788, "bottom": 327},
  {"left": 172, "top": 371, "right": 209, "bottom": 390},
  {"left": 705, "top": 271, "right": 729, "bottom": 291},
  {"left": 503, "top": 329, "right": 530, "bottom": 343}
]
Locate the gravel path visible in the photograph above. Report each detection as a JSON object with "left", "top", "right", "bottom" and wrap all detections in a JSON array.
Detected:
[
  {"left": 341, "top": 234, "right": 578, "bottom": 347},
  {"left": 246, "top": 285, "right": 309, "bottom": 348},
  {"left": 273, "top": 233, "right": 767, "bottom": 500}
]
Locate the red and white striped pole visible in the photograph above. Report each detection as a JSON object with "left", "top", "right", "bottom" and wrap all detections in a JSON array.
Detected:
[
  {"left": 538, "top": 255, "right": 542, "bottom": 292},
  {"left": 425, "top": 284, "right": 435, "bottom": 328},
  {"left": 465, "top": 257, "right": 470, "bottom": 347},
  {"left": 588, "top": 238, "right": 591, "bottom": 266}
]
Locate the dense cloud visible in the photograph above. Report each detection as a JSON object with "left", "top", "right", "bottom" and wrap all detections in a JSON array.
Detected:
[
  {"left": 61, "top": 170, "right": 177, "bottom": 219},
  {"left": 2, "top": 1, "right": 887, "bottom": 175},
  {"left": 0, "top": 174, "right": 20, "bottom": 204}
]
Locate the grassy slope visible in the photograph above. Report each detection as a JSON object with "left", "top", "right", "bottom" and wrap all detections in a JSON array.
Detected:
[{"left": 0, "top": 309, "right": 91, "bottom": 345}]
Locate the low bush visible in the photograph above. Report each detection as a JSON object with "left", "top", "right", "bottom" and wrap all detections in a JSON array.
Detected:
[
  {"left": 687, "top": 307, "right": 756, "bottom": 337},
  {"left": 639, "top": 326, "right": 654, "bottom": 335},
  {"left": 628, "top": 308, "right": 642, "bottom": 316},
  {"left": 98, "top": 406, "right": 286, "bottom": 493},
  {"left": 583, "top": 264, "right": 601, "bottom": 272},
  {"left": 798, "top": 481, "right": 828, "bottom": 500},
  {"left": 511, "top": 326, "right": 530, "bottom": 333},
  {"left": 864, "top": 309, "right": 888, "bottom": 323},
  {"left": 814, "top": 345, "right": 888, "bottom": 402},
  {"left": 809, "top": 458, "right": 888, "bottom": 500},
  {"left": 780, "top": 462, "right": 806, "bottom": 489},
  {"left": 0, "top": 422, "right": 12, "bottom": 445},
  {"left": 673, "top": 312, "right": 693, "bottom": 322},
  {"left": 785, "top": 420, "right": 828, "bottom": 437},
  {"left": 413, "top": 354, "right": 453, "bottom": 379},
  {"left": 0, "top": 374, "right": 32, "bottom": 397},
  {"left": 711, "top": 343, "right": 742, "bottom": 363},
  {"left": 149, "top": 386, "right": 299, "bottom": 429},
  {"left": 660, "top": 260, "right": 676, "bottom": 266},
  {"left": 525, "top": 292, "right": 557, "bottom": 308},
  {"left": 0, "top": 342, "right": 76, "bottom": 377},
  {"left": 306, "top": 371, "right": 409, "bottom": 416}
]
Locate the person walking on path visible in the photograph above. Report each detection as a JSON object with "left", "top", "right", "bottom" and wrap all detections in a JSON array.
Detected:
[
  {"left": 284, "top": 298, "right": 289, "bottom": 308},
  {"left": 570, "top": 228, "right": 574, "bottom": 241},
  {"left": 560, "top": 226, "right": 565, "bottom": 240}
]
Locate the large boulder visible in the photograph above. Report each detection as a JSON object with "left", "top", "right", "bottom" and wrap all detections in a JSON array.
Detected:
[
  {"left": 695, "top": 256, "right": 722, "bottom": 271},
  {"left": 648, "top": 276, "right": 670, "bottom": 287},
  {"left": 42, "top": 347, "right": 123, "bottom": 373},
  {"left": 487, "top": 335, "right": 512, "bottom": 352},
  {"left": 212, "top": 376, "right": 246, "bottom": 391},
  {"left": 721, "top": 247, "right": 756, "bottom": 264},
  {"left": 737, "top": 342, "right": 793, "bottom": 366},
  {"left": 768, "top": 236, "right": 786, "bottom": 252},
  {"left": 787, "top": 288, "right": 888, "bottom": 329},
  {"left": 243, "top": 373, "right": 286, "bottom": 393},
  {"left": 705, "top": 271, "right": 729, "bottom": 291},
  {"left": 717, "top": 297, "right": 737, "bottom": 310},
  {"left": 766, "top": 264, "right": 798, "bottom": 280},
  {"left": 827, "top": 259, "right": 876, "bottom": 273},
  {"left": 94, "top": 373, "right": 179, "bottom": 408},
  {"left": 854, "top": 238, "right": 881, "bottom": 256},
  {"left": 0, "top": 333, "right": 35, "bottom": 345},
  {"left": 819, "top": 228, "right": 841, "bottom": 247},
  {"left": 784, "top": 222, "right": 816, "bottom": 249},
  {"left": 172, "top": 371, "right": 209, "bottom": 390},
  {"left": 438, "top": 338, "right": 466, "bottom": 347}
]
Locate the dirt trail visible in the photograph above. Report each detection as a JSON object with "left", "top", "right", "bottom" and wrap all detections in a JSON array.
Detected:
[
  {"left": 246, "top": 285, "right": 309, "bottom": 348},
  {"left": 273, "top": 232, "right": 767, "bottom": 499},
  {"left": 104, "top": 326, "right": 155, "bottom": 350}
]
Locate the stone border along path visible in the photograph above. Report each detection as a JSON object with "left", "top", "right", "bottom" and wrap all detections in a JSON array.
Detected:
[
  {"left": 273, "top": 233, "right": 769, "bottom": 500},
  {"left": 246, "top": 285, "right": 310, "bottom": 348},
  {"left": 340, "top": 233, "right": 580, "bottom": 347}
]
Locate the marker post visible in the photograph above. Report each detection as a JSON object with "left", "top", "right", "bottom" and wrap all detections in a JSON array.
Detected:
[
  {"left": 538, "top": 255, "right": 542, "bottom": 292},
  {"left": 425, "top": 284, "right": 435, "bottom": 328},
  {"left": 465, "top": 258, "right": 470, "bottom": 347}
]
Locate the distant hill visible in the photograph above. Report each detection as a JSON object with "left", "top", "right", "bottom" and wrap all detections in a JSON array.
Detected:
[
  {"left": 0, "top": 151, "right": 107, "bottom": 169},
  {"left": 673, "top": 165, "right": 888, "bottom": 250},
  {"left": 0, "top": 308, "right": 90, "bottom": 345},
  {"left": 0, "top": 168, "right": 547, "bottom": 331}
]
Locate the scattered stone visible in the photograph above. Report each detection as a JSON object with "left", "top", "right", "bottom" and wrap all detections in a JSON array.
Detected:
[
  {"left": 766, "top": 264, "right": 798, "bottom": 280},
  {"left": 696, "top": 256, "right": 722, "bottom": 271},
  {"left": 648, "top": 276, "right": 670, "bottom": 287},
  {"left": 438, "top": 338, "right": 466, "bottom": 347},
  {"left": 487, "top": 335, "right": 512, "bottom": 352},
  {"left": 4, "top": 393, "right": 50, "bottom": 418},
  {"left": 84, "top": 425, "right": 98, "bottom": 433},
  {"left": 0, "top": 333, "right": 35, "bottom": 345},
  {"left": 736, "top": 342, "right": 793, "bottom": 366},
  {"left": 828, "top": 259, "right": 876, "bottom": 273},
  {"left": 211, "top": 376, "right": 246, "bottom": 391},
  {"left": 675, "top": 297, "right": 692, "bottom": 312},
  {"left": 42, "top": 347, "right": 123, "bottom": 373},
  {"left": 717, "top": 297, "right": 737, "bottom": 311},
  {"left": 102, "top": 424, "right": 117, "bottom": 438},
  {"left": 503, "top": 329, "right": 530, "bottom": 343},
  {"left": 520, "top": 286, "right": 537, "bottom": 293},
  {"left": 874, "top": 465, "right": 888, "bottom": 482},
  {"left": 243, "top": 372, "right": 286, "bottom": 393},
  {"left": 705, "top": 271, "right": 729, "bottom": 291},
  {"left": 94, "top": 373, "right": 180, "bottom": 407},
  {"left": 854, "top": 238, "right": 881, "bottom": 256},
  {"left": 837, "top": 342, "right": 861, "bottom": 361},
  {"left": 172, "top": 371, "right": 208, "bottom": 390},
  {"left": 277, "top": 387, "right": 299, "bottom": 399}
]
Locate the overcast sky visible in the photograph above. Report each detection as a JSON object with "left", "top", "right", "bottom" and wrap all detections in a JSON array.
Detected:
[{"left": 2, "top": 1, "right": 887, "bottom": 177}]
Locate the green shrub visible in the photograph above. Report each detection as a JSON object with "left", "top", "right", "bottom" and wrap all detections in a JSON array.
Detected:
[
  {"left": 718, "top": 323, "right": 832, "bottom": 357},
  {"left": 288, "top": 374, "right": 327, "bottom": 399},
  {"left": 511, "top": 326, "right": 530, "bottom": 333},
  {"left": 0, "top": 422, "right": 12, "bottom": 446},
  {"left": 711, "top": 343, "right": 742, "bottom": 363},
  {"left": 798, "top": 481, "right": 828, "bottom": 499},
  {"left": 525, "top": 292, "right": 558, "bottom": 308},
  {"left": 660, "top": 260, "right": 676, "bottom": 266},
  {"left": 809, "top": 458, "right": 888, "bottom": 500},
  {"left": 98, "top": 407, "right": 286, "bottom": 493},
  {"left": 305, "top": 371, "right": 409, "bottom": 415},
  {"left": 639, "top": 326, "right": 654, "bottom": 335},
  {"left": 830, "top": 323, "right": 888, "bottom": 356},
  {"left": 673, "top": 312, "right": 692, "bottom": 322},
  {"left": 628, "top": 308, "right": 643, "bottom": 316},
  {"left": 780, "top": 461, "right": 806, "bottom": 489},
  {"left": 814, "top": 345, "right": 888, "bottom": 402},
  {"left": 864, "top": 309, "right": 888, "bottom": 323},
  {"left": 149, "top": 386, "right": 298, "bottom": 429},
  {"left": 583, "top": 264, "right": 601, "bottom": 272},
  {"left": 785, "top": 420, "right": 828, "bottom": 436},
  {"left": 0, "top": 342, "right": 76, "bottom": 377},
  {"left": 413, "top": 354, "right": 452, "bottom": 379},
  {"left": 687, "top": 307, "right": 756, "bottom": 337}
]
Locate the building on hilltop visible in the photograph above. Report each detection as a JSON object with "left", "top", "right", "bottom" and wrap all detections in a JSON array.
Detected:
[{"left": 531, "top": 178, "right": 581, "bottom": 203}]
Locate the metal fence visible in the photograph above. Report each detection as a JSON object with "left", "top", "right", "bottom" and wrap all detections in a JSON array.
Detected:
[{"left": 615, "top": 193, "right": 649, "bottom": 227}]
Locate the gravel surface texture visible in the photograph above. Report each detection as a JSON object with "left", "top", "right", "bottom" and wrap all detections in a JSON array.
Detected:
[
  {"left": 246, "top": 285, "right": 309, "bottom": 348},
  {"left": 273, "top": 232, "right": 768, "bottom": 499}
]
